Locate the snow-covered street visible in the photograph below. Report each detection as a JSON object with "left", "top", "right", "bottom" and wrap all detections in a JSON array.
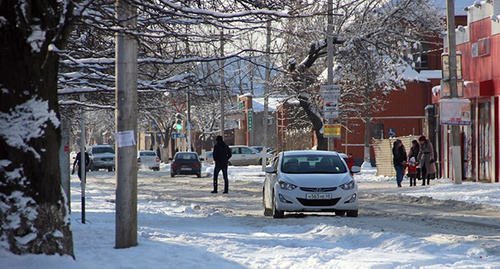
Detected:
[{"left": 3, "top": 165, "right": 500, "bottom": 268}]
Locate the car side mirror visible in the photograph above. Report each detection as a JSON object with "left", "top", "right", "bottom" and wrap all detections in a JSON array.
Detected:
[
  {"left": 265, "top": 166, "right": 277, "bottom": 173},
  {"left": 350, "top": 166, "right": 361, "bottom": 173}
]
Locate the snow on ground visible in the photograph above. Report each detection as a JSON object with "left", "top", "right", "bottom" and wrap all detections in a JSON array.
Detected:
[
  {"left": 2, "top": 164, "right": 500, "bottom": 268},
  {"left": 357, "top": 167, "right": 500, "bottom": 208}
]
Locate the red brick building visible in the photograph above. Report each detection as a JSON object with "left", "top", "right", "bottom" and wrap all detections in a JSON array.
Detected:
[{"left": 433, "top": 1, "right": 500, "bottom": 182}]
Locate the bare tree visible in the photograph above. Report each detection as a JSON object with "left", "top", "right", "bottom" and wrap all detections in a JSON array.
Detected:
[{"left": 276, "top": 0, "right": 442, "bottom": 153}]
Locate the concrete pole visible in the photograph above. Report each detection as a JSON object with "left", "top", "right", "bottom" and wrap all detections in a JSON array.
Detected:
[
  {"left": 326, "top": 0, "right": 334, "bottom": 151},
  {"left": 80, "top": 93, "right": 86, "bottom": 224},
  {"left": 219, "top": 30, "right": 225, "bottom": 137},
  {"left": 262, "top": 20, "right": 271, "bottom": 171},
  {"left": 446, "top": 0, "right": 462, "bottom": 184},
  {"left": 59, "top": 107, "right": 71, "bottom": 211},
  {"left": 115, "top": 0, "right": 138, "bottom": 248},
  {"left": 187, "top": 92, "right": 192, "bottom": 152}
]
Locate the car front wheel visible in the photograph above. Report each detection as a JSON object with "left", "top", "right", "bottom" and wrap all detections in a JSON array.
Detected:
[
  {"left": 272, "top": 192, "right": 284, "bottom": 219},
  {"left": 263, "top": 188, "right": 272, "bottom": 216}
]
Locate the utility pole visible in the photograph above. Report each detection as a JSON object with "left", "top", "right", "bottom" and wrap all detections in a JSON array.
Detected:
[
  {"left": 327, "top": 0, "right": 334, "bottom": 151},
  {"left": 446, "top": 0, "right": 462, "bottom": 184},
  {"left": 80, "top": 93, "right": 86, "bottom": 224},
  {"left": 219, "top": 30, "right": 225, "bottom": 137},
  {"left": 187, "top": 92, "right": 192, "bottom": 152},
  {"left": 59, "top": 97, "right": 70, "bottom": 211},
  {"left": 262, "top": 20, "right": 271, "bottom": 171},
  {"left": 115, "top": 0, "right": 138, "bottom": 248}
]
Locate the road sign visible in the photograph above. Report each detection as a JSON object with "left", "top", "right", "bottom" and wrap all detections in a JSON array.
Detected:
[
  {"left": 388, "top": 128, "right": 396, "bottom": 137},
  {"left": 173, "top": 102, "right": 185, "bottom": 113},
  {"left": 324, "top": 124, "right": 341, "bottom": 138},
  {"left": 321, "top": 85, "right": 341, "bottom": 119},
  {"left": 148, "top": 121, "right": 159, "bottom": 132},
  {"left": 183, "top": 120, "right": 196, "bottom": 132},
  {"left": 172, "top": 133, "right": 187, "bottom": 139},
  {"left": 247, "top": 109, "right": 253, "bottom": 131}
]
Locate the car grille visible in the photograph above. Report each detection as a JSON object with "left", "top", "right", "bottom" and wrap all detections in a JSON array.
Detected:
[
  {"left": 296, "top": 197, "right": 341, "bottom": 207},
  {"left": 300, "top": 187, "right": 337, "bottom": 192}
]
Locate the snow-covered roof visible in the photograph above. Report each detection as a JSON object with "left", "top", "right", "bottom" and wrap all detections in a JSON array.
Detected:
[
  {"left": 400, "top": 65, "right": 430, "bottom": 82},
  {"left": 418, "top": 70, "right": 443, "bottom": 80},
  {"left": 252, "top": 96, "right": 289, "bottom": 112}
]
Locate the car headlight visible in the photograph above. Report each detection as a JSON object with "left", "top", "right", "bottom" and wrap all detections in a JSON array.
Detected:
[
  {"left": 278, "top": 180, "right": 297, "bottom": 190},
  {"left": 339, "top": 179, "right": 356, "bottom": 190}
]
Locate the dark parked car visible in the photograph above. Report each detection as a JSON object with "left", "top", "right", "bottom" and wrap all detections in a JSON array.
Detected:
[{"left": 171, "top": 152, "right": 202, "bottom": 178}]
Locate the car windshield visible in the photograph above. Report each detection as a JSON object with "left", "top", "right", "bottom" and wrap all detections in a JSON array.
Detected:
[
  {"left": 281, "top": 155, "right": 347, "bottom": 174},
  {"left": 175, "top": 153, "right": 198, "bottom": 160},
  {"left": 93, "top": 147, "right": 115, "bottom": 154},
  {"left": 140, "top": 151, "right": 156, "bottom": 156}
]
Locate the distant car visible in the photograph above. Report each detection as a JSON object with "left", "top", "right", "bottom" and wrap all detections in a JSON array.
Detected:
[
  {"left": 89, "top": 145, "right": 115, "bottom": 172},
  {"left": 138, "top": 150, "right": 160, "bottom": 171},
  {"left": 336, "top": 152, "right": 349, "bottom": 163},
  {"left": 204, "top": 151, "right": 214, "bottom": 165},
  {"left": 263, "top": 150, "right": 360, "bottom": 218},
  {"left": 229, "top": 145, "right": 272, "bottom": 166},
  {"left": 171, "top": 152, "right": 202, "bottom": 178},
  {"left": 251, "top": 146, "right": 275, "bottom": 155},
  {"left": 251, "top": 146, "right": 264, "bottom": 152}
]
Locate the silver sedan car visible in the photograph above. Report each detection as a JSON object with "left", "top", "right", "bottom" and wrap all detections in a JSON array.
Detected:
[{"left": 263, "top": 150, "right": 360, "bottom": 218}]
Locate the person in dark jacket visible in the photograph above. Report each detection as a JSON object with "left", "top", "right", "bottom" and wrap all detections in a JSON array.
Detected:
[
  {"left": 212, "top": 135, "right": 232, "bottom": 193},
  {"left": 72, "top": 150, "right": 90, "bottom": 181},
  {"left": 408, "top": 140, "right": 420, "bottom": 160},
  {"left": 392, "top": 139, "right": 407, "bottom": 188}
]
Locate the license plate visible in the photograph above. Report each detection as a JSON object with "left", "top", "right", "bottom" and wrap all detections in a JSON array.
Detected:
[
  {"left": 306, "top": 193, "right": 332, "bottom": 200},
  {"left": 181, "top": 167, "right": 192, "bottom": 171}
]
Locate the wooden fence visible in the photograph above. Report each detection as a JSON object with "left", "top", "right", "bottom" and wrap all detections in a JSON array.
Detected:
[{"left": 373, "top": 135, "right": 419, "bottom": 177}]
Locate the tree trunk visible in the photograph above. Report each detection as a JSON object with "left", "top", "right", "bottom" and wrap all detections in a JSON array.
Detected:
[
  {"left": 298, "top": 94, "right": 328, "bottom": 150},
  {"left": 363, "top": 120, "right": 371, "bottom": 165},
  {"left": 0, "top": 0, "right": 74, "bottom": 257}
]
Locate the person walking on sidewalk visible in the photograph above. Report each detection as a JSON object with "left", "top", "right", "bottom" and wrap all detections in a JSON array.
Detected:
[
  {"left": 418, "top": 135, "right": 436, "bottom": 186},
  {"left": 392, "top": 139, "right": 407, "bottom": 188},
  {"left": 212, "top": 135, "right": 232, "bottom": 194},
  {"left": 72, "top": 150, "right": 90, "bottom": 182}
]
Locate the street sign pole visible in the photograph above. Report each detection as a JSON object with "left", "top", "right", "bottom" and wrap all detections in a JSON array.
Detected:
[
  {"left": 446, "top": 0, "right": 462, "bottom": 184},
  {"left": 187, "top": 92, "right": 192, "bottom": 152},
  {"left": 327, "top": 0, "right": 334, "bottom": 151}
]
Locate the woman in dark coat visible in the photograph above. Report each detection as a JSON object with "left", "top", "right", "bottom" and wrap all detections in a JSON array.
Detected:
[
  {"left": 408, "top": 140, "right": 419, "bottom": 160},
  {"left": 417, "top": 135, "right": 437, "bottom": 186},
  {"left": 392, "top": 139, "right": 407, "bottom": 188}
]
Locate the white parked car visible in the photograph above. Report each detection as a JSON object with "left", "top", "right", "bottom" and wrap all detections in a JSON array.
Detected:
[
  {"left": 89, "top": 145, "right": 115, "bottom": 172},
  {"left": 229, "top": 145, "right": 272, "bottom": 166},
  {"left": 263, "top": 150, "right": 360, "bottom": 218},
  {"left": 137, "top": 150, "right": 160, "bottom": 171}
]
